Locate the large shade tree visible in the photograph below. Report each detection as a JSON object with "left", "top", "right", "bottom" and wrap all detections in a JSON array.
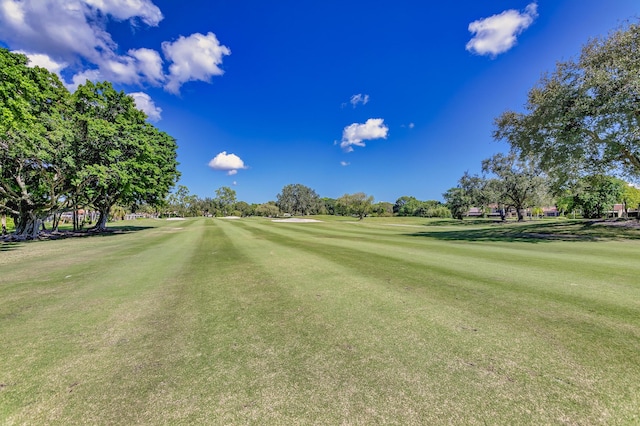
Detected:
[
  {"left": 276, "top": 183, "right": 320, "bottom": 215},
  {"left": 0, "top": 49, "right": 72, "bottom": 238},
  {"left": 1, "top": 49, "right": 179, "bottom": 238},
  {"left": 214, "top": 186, "right": 237, "bottom": 216},
  {"left": 494, "top": 21, "right": 640, "bottom": 186},
  {"left": 72, "top": 81, "right": 179, "bottom": 231},
  {"left": 482, "top": 153, "right": 549, "bottom": 222}
]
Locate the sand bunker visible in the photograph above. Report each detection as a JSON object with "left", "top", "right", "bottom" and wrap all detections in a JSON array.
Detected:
[
  {"left": 166, "top": 217, "right": 186, "bottom": 221},
  {"left": 272, "top": 218, "right": 323, "bottom": 223}
]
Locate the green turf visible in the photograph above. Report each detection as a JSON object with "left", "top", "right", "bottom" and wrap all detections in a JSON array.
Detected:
[{"left": 1, "top": 217, "right": 639, "bottom": 424}]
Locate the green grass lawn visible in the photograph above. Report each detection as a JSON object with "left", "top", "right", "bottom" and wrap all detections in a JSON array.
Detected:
[{"left": 1, "top": 217, "right": 639, "bottom": 424}]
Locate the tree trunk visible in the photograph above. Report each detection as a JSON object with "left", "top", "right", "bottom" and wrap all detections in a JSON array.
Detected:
[
  {"left": 51, "top": 212, "right": 61, "bottom": 232},
  {"left": 516, "top": 208, "right": 525, "bottom": 222},
  {"left": 92, "top": 208, "right": 109, "bottom": 232},
  {"left": 73, "top": 207, "right": 79, "bottom": 231},
  {"left": 1, "top": 214, "right": 6, "bottom": 235},
  {"left": 15, "top": 214, "right": 42, "bottom": 239}
]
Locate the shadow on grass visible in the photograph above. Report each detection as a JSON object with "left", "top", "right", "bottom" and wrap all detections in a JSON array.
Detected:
[
  {"left": 408, "top": 220, "right": 640, "bottom": 243},
  {"left": 421, "top": 218, "right": 506, "bottom": 227},
  {"left": 0, "top": 242, "right": 22, "bottom": 252},
  {"left": 0, "top": 225, "right": 154, "bottom": 244}
]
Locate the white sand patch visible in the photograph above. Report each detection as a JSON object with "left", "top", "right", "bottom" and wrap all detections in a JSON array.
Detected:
[
  {"left": 166, "top": 217, "right": 186, "bottom": 221},
  {"left": 220, "top": 216, "right": 242, "bottom": 219},
  {"left": 272, "top": 218, "right": 323, "bottom": 223}
]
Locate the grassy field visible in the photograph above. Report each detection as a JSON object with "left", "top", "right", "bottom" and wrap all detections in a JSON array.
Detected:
[{"left": 1, "top": 217, "right": 639, "bottom": 424}]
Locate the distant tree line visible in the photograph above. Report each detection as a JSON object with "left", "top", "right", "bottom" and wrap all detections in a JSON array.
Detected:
[
  {"left": 0, "top": 49, "right": 179, "bottom": 239},
  {"left": 158, "top": 183, "right": 450, "bottom": 220}
]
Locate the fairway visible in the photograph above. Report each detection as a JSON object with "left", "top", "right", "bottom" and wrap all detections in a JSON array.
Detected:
[{"left": 1, "top": 217, "right": 639, "bottom": 424}]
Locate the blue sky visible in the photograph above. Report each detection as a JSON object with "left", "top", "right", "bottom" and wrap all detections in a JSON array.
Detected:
[{"left": 1, "top": 1, "right": 638, "bottom": 204}]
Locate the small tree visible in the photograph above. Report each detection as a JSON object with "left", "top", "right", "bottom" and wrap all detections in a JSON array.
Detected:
[
  {"left": 255, "top": 202, "right": 280, "bottom": 217},
  {"left": 618, "top": 180, "right": 640, "bottom": 218},
  {"left": 443, "top": 187, "right": 471, "bottom": 220},
  {"left": 572, "top": 175, "right": 623, "bottom": 219},
  {"left": 372, "top": 201, "right": 394, "bottom": 217},
  {"left": 214, "top": 186, "right": 237, "bottom": 216},
  {"left": 336, "top": 193, "right": 374, "bottom": 220},
  {"left": 481, "top": 153, "right": 548, "bottom": 221}
]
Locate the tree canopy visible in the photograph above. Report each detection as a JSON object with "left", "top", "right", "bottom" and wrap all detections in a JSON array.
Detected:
[
  {"left": 0, "top": 49, "right": 179, "bottom": 238},
  {"left": 481, "top": 153, "right": 549, "bottom": 221},
  {"left": 570, "top": 175, "right": 623, "bottom": 219},
  {"left": 1, "top": 48, "right": 72, "bottom": 237},
  {"left": 214, "top": 186, "right": 237, "bottom": 216},
  {"left": 336, "top": 192, "right": 374, "bottom": 220},
  {"left": 276, "top": 183, "right": 320, "bottom": 215},
  {"left": 494, "top": 21, "right": 640, "bottom": 186}
]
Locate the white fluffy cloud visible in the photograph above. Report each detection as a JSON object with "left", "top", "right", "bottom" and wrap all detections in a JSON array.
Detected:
[
  {"left": 350, "top": 93, "right": 369, "bottom": 108},
  {"left": 208, "top": 151, "right": 247, "bottom": 175},
  {"left": 15, "top": 51, "right": 68, "bottom": 75},
  {"left": 340, "top": 118, "right": 389, "bottom": 152},
  {"left": 129, "top": 92, "right": 162, "bottom": 121},
  {"left": 340, "top": 161, "right": 350, "bottom": 167},
  {"left": 129, "top": 48, "right": 165, "bottom": 85},
  {"left": 466, "top": 3, "right": 538, "bottom": 57},
  {"left": 68, "top": 68, "right": 104, "bottom": 92},
  {"left": 84, "top": 0, "right": 163, "bottom": 25},
  {"left": 0, "top": 0, "right": 229, "bottom": 94},
  {"left": 162, "top": 32, "right": 231, "bottom": 94}
]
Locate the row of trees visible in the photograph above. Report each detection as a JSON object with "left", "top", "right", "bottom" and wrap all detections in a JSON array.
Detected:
[
  {"left": 0, "top": 49, "right": 179, "bottom": 238},
  {"left": 445, "top": 20, "right": 640, "bottom": 221},
  {"left": 443, "top": 153, "right": 640, "bottom": 221},
  {"left": 160, "top": 183, "right": 451, "bottom": 220}
]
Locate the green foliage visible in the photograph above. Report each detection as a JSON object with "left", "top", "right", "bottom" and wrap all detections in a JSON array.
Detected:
[
  {"left": 276, "top": 183, "right": 320, "bottom": 215},
  {"left": 71, "top": 81, "right": 179, "bottom": 230},
  {"left": 482, "top": 153, "right": 549, "bottom": 221},
  {"left": 393, "top": 196, "right": 449, "bottom": 217},
  {"left": 443, "top": 187, "right": 471, "bottom": 220},
  {"left": 393, "top": 196, "right": 417, "bottom": 215},
  {"left": 371, "top": 201, "right": 394, "bottom": 217},
  {"left": 619, "top": 181, "right": 640, "bottom": 215},
  {"left": 234, "top": 201, "right": 252, "bottom": 217},
  {"left": 572, "top": 175, "right": 624, "bottom": 219},
  {"left": 254, "top": 201, "right": 280, "bottom": 217},
  {"left": 336, "top": 192, "right": 374, "bottom": 220},
  {"left": 214, "top": 186, "right": 237, "bottom": 216},
  {"left": 0, "top": 48, "right": 72, "bottom": 237},
  {"left": 320, "top": 197, "right": 337, "bottom": 215},
  {"left": 0, "top": 49, "right": 179, "bottom": 237},
  {"left": 494, "top": 21, "right": 640, "bottom": 185},
  {"left": 555, "top": 194, "right": 575, "bottom": 216}
]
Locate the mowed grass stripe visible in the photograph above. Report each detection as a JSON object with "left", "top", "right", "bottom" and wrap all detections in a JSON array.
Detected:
[
  {"left": 1, "top": 219, "right": 204, "bottom": 424},
  {"left": 233, "top": 219, "right": 640, "bottom": 319},
  {"left": 211, "top": 219, "right": 524, "bottom": 424},
  {"left": 215, "top": 218, "right": 640, "bottom": 424},
  {"left": 249, "top": 218, "right": 640, "bottom": 284}
]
